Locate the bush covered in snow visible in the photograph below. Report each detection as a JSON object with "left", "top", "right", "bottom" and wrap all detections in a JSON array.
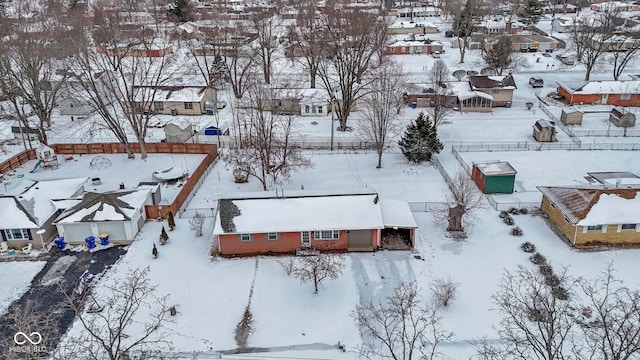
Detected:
[{"left": 521, "top": 242, "right": 536, "bottom": 253}]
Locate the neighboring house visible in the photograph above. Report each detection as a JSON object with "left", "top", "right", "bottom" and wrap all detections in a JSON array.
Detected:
[
  {"left": 590, "top": 34, "right": 638, "bottom": 51},
  {"left": 403, "top": 83, "right": 459, "bottom": 108},
  {"left": 551, "top": 16, "right": 583, "bottom": 33},
  {"left": 0, "top": 178, "right": 88, "bottom": 249},
  {"left": 213, "top": 189, "right": 417, "bottom": 256},
  {"left": 389, "top": 21, "right": 439, "bottom": 34},
  {"left": 483, "top": 34, "right": 559, "bottom": 53},
  {"left": 556, "top": 80, "right": 640, "bottom": 106},
  {"left": 544, "top": 3, "right": 577, "bottom": 14},
  {"left": 96, "top": 43, "right": 174, "bottom": 57},
  {"left": 395, "top": 6, "right": 441, "bottom": 18},
  {"left": 468, "top": 74, "right": 517, "bottom": 108},
  {"left": 538, "top": 185, "right": 640, "bottom": 246},
  {"left": 475, "top": 19, "right": 525, "bottom": 35},
  {"left": 299, "top": 89, "right": 329, "bottom": 116},
  {"left": 131, "top": 86, "right": 217, "bottom": 116},
  {"left": 386, "top": 39, "right": 443, "bottom": 55},
  {"left": 57, "top": 91, "right": 94, "bottom": 120},
  {"left": 164, "top": 117, "right": 194, "bottom": 143},
  {"left": 54, "top": 188, "right": 153, "bottom": 245}
]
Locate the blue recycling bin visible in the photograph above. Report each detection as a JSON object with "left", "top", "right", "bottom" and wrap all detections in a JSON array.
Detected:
[
  {"left": 99, "top": 233, "right": 109, "bottom": 246},
  {"left": 85, "top": 236, "right": 96, "bottom": 249},
  {"left": 54, "top": 237, "right": 66, "bottom": 250},
  {"left": 412, "top": 102, "right": 417, "bottom": 109}
]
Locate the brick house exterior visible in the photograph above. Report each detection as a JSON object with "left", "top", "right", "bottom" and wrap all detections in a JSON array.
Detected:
[{"left": 557, "top": 80, "right": 640, "bottom": 106}]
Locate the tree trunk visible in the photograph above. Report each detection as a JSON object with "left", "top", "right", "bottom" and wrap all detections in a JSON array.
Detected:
[
  {"left": 309, "top": 66, "right": 317, "bottom": 89},
  {"left": 447, "top": 204, "right": 465, "bottom": 232},
  {"left": 376, "top": 149, "right": 383, "bottom": 169},
  {"left": 139, "top": 139, "right": 148, "bottom": 160}
]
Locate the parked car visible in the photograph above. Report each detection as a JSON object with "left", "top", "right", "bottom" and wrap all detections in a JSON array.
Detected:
[
  {"left": 216, "top": 101, "right": 227, "bottom": 110},
  {"left": 555, "top": 54, "right": 575, "bottom": 65},
  {"left": 432, "top": 50, "right": 441, "bottom": 58},
  {"left": 529, "top": 77, "right": 544, "bottom": 88}
]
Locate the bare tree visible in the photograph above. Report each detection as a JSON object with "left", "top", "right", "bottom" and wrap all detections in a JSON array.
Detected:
[
  {"left": 0, "top": 3, "right": 72, "bottom": 145},
  {"left": 54, "top": 267, "right": 173, "bottom": 360},
  {"left": 429, "top": 59, "right": 449, "bottom": 85},
  {"left": 611, "top": 39, "right": 640, "bottom": 80},
  {"left": 452, "top": 0, "right": 484, "bottom": 64},
  {"left": 445, "top": 171, "right": 484, "bottom": 233},
  {"left": 277, "top": 257, "right": 295, "bottom": 276},
  {"left": 427, "top": 62, "right": 454, "bottom": 129},
  {"left": 289, "top": 0, "right": 324, "bottom": 88},
  {"left": 577, "top": 263, "right": 640, "bottom": 360},
  {"left": 488, "top": 265, "right": 578, "bottom": 360},
  {"left": 317, "top": 3, "right": 388, "bottom": 130},
  {"left": 67, "top": 4, "right": 177, "bottom": 159},
  {"left": 482, "top": 36, "right": 514, "bottom": 75},
  {"left": 188, "top": 211, "right": 205, "bottom": 237},
  {"left": 293, "top": 252, "right": 345, "bottom": 293},
  {"left": 356, "top": 60, "right": 406, "bottom": 168},
  {"left": 222, "top": 83, "right": 312, "bottom": 191},
  {"left": 571, "top": 10, "right": 617, "bottom": 80},
  {"left": 250, "top": 11, "right": 280, "bottom": 84},
  {"left": 430, "top": 277, "right": 460, "bottom": 309},
  {"left": 353, "top": 282, "right": 454, "bottom": 360}
]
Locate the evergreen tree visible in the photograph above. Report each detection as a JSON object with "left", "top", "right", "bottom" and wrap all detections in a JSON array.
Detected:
[
  {"left": 167, "top": 211, "right": 176, "bottom": 231},
  {"left": 167, "top": 0, "right": 194, "bottom": 23},
  {"left": 518, "top": 0, "right": 543, "bottom": 26},
  {"left": 398, "top": 112, "right": 443, "bottom": 163},
  {"left": 160, "top": 226, "right": 169, "bottom": 245}
]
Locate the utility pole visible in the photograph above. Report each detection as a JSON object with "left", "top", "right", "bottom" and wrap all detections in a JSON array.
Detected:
[{"left": 330, "top": 96, "right": 335, "bottom": 151}]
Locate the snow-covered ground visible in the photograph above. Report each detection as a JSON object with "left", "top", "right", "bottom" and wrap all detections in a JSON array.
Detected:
[{"left": 0, "top": 261, "right": 46, "bottom": 314}]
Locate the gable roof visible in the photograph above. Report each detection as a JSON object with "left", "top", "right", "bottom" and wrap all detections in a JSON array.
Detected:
[
  {"left": 0, "top": 196, "right": 39, "bottom": 229},
  {"left": 55, "top": 189, "right": 150, "bottom": 224},
  {"left": 469, "top": 75, "right": 517, "bottom": 90},
  {"left": 557, "top": 80, "right": 640, "bottom": 95},
  {"left": 537, "top": 186, "right": 640, "bottom": 225},
  {"left": 214, "top": 189, "right": 385, "bottom": 235},
  {"left": 14, "top": 177, "right": 88, "bottom": 226}
]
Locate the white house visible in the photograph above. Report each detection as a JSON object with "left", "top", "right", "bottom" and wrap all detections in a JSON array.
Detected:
[
  {"left": 299, "top": 89, "right": 328, "bottom": 116},
  {"left": 54, "top": 188, "right": 153, "bottom": 245}
]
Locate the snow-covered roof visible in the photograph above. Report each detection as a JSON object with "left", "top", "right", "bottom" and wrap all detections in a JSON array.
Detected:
[
  {"left": 132, "top": 86, "right": 208, "bottom": 102},
  {"left": 214, "top": 190, "right": 385, "bottom": 234},
  {"left": 166, "top": 117, "right": 192, "bottom": 131},
  {"left": 474, "top": 161, "right": 517, "bottom": 176},
  {"left": 390, "top": 21, "right": 437, "bottom": 29},
  {"left": 0, "top": 196, "right": 38, "bottom": 229},
  {"left": 379, "top": 200, "right": 417, "bottom": 228},
  {"left": 55, "top": 188, "right": 151, "bottom": 224},
  {"left": 15, "top": 178, "right": 88, "bottom": 226},
  {"left": 538, "top": 186, "right": 640, "bottom": 225},
  {"left": 448, "top": 81, "right": 495, "bottom": 101},
  {"left": 299, "top": 89, "right": 329, "bottom": 105},
  {"left": 558, "top": 80, "right": 640, "bottom": 95}
]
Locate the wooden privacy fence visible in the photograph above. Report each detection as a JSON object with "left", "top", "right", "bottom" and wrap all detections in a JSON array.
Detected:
[{"left": 0, "top": 143, "right": 218, "bottom": 221}]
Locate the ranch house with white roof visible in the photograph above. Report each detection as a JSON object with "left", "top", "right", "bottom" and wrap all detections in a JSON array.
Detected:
[
  {"left": 213, "top": 189, "right": 417, "bottom": 256},
  {"left": 538, "top": 185, "right": 640, "bottom": 246},
  {"left": 556, "top": 80, "right": 640, "bottom": 106},
  {"left": 130, "top": 85, "right": 216, "bottom": 116}
]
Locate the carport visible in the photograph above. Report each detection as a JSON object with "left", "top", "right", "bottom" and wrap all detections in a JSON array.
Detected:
[{"left": 379, "top": 200, "right": 418, "bottom": 250}]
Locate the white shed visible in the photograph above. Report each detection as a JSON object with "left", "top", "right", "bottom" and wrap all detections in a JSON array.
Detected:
[{"left": 164, "top": 117, "right": 194, "bottom": 143}]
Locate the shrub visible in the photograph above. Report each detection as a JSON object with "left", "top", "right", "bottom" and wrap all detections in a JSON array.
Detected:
[
  {"left": 508, "top": 207, "right": 519, "bottom": 215},
  {"left": 539, "top": 264, "right": 554, "bottom": 277},
  {"left": 431, "top": 277, "right": 460, "bottom": 309},
  {"left": 519, "top": 208, "right": 529, "bottom": 215},
  {"left": 499, "top": 211, "right": 508, "bottom": 219},
  {"left": 510, "top": 226, "right": 524, "bottom": 236},
  {"left": 544, "top": 274, "right": 561, "bottom": 287},
  {"left": 503, "top": 216, "right": 514, "bottom": 225},
  {"left": 520, "top": 242, "right": 536, "bottom": 253},
  {"left": 530, "top": 252, "right": 547, "bottom": 265}
]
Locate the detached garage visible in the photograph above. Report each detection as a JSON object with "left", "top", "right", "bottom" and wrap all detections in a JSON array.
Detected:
[
  {"left": 472, "top": 161, "right": 517, "bottom": 194},
  {"left": 54, "top": 189, "right": 153, "bottom": 245}
]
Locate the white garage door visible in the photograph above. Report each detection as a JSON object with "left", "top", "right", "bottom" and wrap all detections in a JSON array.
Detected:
[
  {"left": 60, "top": 224, "right": 93, "bottom": 244},
  {"left": 97, "top": 223, "right": 127, "bottom": 241}
]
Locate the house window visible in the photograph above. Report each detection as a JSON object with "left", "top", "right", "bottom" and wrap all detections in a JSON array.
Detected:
[
  {"left": 550, "top": 202, "right": 556, "bottom": 208},
  {"left": 239, "top": 233, "right": 253, "bottom": 242},
  {"left": 266, "top": 232, "right": 279, "bottom": 240},
  {"left": 492, "top": 89, "right": 500, "bottom": 94},
  {"left": 154, "top": 102, "right": 164, "bottom": 111},
  {"left": 305, "top": 105, "right": 310, "bottom": 113},
  {"left": 4, "top": 229, "right": 31, "bottom": 240},
  {"left": 621, "top": 93, "right": 631, "bottom": 100},
  {"left": 314, "top": 230, "right": 339, "bottom": 240},
  {"left": 184, "top": 102, "right": 193, "bottom": 110},
  {"left": 318, "top": 106, "right": 323, "bottom": 114},
  {"left": 621, "top": 224, "right": 636, "bottom": 230},
  {"left": 134, "top": 102, "right": 142, "bottom": 112},
  {"left": 564, "top": 216, "right": 570, "bottom": 223},
  {"left": 587, "top": 225, "right": 602, "bottom": 231}
]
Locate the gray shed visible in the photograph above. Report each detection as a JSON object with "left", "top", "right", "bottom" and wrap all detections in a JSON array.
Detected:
[
  {"left": 560, "top": 107, "right": 583, "bottom": 125},
  {"left": 609, "top": 107, "right": 636, "bottom": 127},
  {"left": 533, "top": 119, "right": 557, "bottom": 142},
  {"left": 164, "top": 118, "right": 193, "bottom": 143}
]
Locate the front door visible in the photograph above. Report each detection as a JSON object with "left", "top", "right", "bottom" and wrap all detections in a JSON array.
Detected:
[
  {"left": 602, "top": 93, "right": 608, "bottom": 104},
  {"left": 301, "top": 231, "right": 311, "bottom": 248}
]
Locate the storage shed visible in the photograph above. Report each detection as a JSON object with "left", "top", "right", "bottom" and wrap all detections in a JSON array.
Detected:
[
  {"left": 609, "top": 107, "right": 636, "bottom": 127},
  {"left": 560, "top": 107, "right": 583, "bottom": 125},
  {"left": 532, "top": 119, "right": 557, "bottom": 142},
  {"left": 471, "top": 161, "right": 517, "bottom": 194},
  {"left": 164, "top": 118, "right": 193, "bottom": 143}
]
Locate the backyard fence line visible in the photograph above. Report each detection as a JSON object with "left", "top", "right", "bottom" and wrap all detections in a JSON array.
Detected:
[
  {"left": 485, "top": 195, "right": 540, "bottom": 212},
  {"left": 538, "top": 101, "right": 582, "bottom": 145},
  {"left": 179, "top": 156, "right": 218, "bottom": 217},
  {"left": 451, "top": 141, "right": 640, "bottom": 152},
  {"left": 431, "top": 154, "right": 459, "bottom": 195},
  {"left": 179, "top": 207, "right": 217, "bottom": 218},
  {"left": 194, "top": 135, "right": 379, "bottom": 151},
  {"left": 450, "top": 147, "right": 471, "bottom": 174},
  {"left": 570, "top": 128, "right": 640, "bottom": 137},
  {"left": 407, "top": 201, "right": 446, "bottom": 212}
]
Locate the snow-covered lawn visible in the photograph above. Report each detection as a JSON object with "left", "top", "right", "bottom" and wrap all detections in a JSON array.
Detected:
[{"left": 0, "top": 261, "right": 46, "bottom": 314}]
